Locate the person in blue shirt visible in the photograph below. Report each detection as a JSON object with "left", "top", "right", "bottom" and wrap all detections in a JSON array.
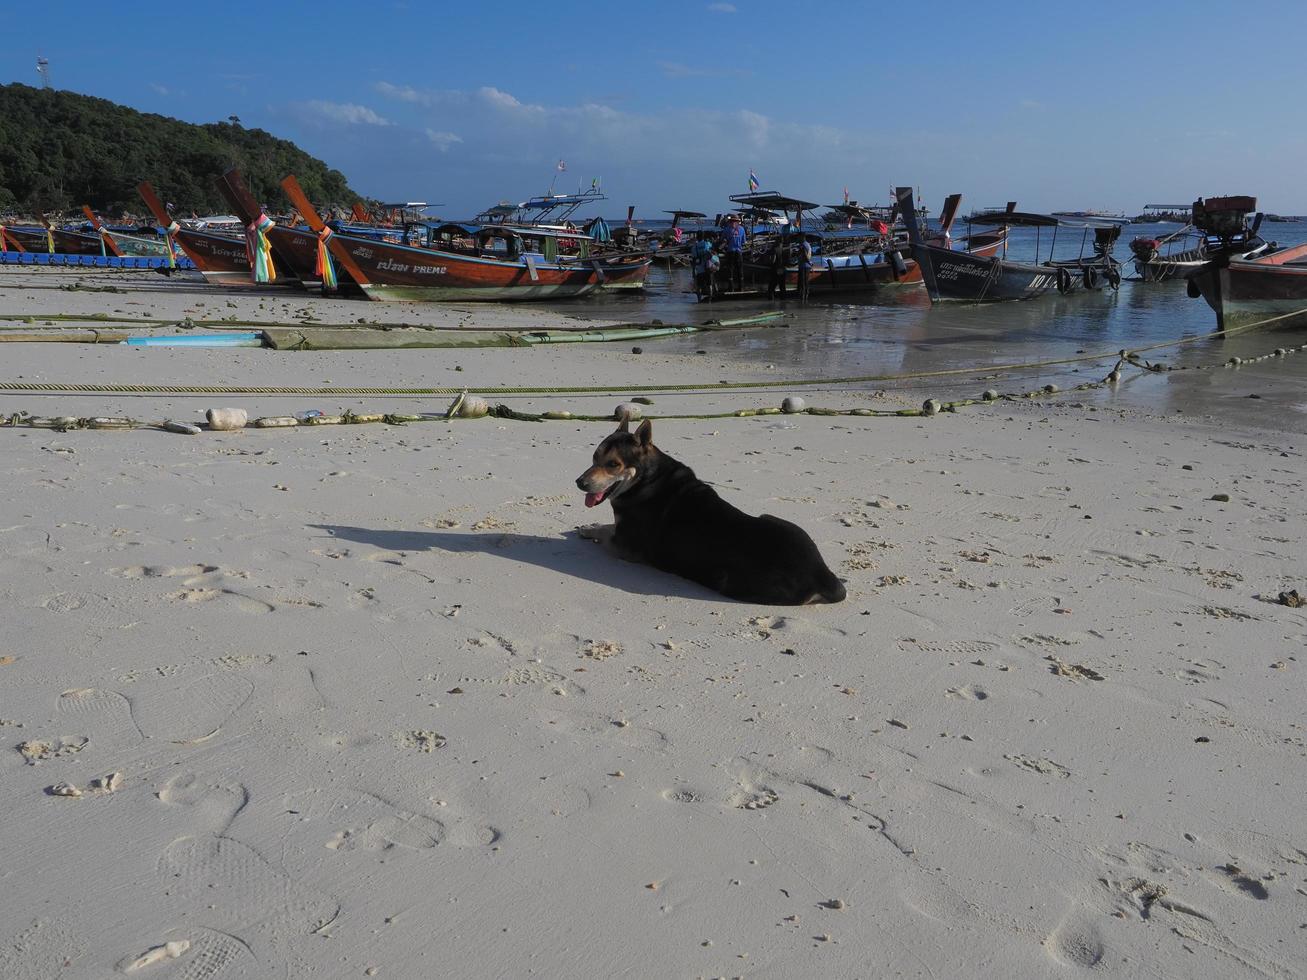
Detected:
[
  {"left": 720, "top": 214, "right": 746, "bottom": 292},
  {"left": 690, "top": 232, "right": 716, "bottom": 300}
]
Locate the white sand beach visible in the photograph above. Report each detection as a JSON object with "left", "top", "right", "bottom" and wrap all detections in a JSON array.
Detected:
[{"left": 1, "top": 272, "right": 1304, "bottom": 978}]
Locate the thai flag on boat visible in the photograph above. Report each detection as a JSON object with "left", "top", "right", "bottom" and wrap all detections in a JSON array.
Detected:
[
  {"left": 748, "top": 170, "right": 759, "bottom": 192},
  {"left": 843, "top": 187, "right": 849, "bottom": 204}
]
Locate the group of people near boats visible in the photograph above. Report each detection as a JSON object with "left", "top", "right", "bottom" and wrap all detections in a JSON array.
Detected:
[{"left": 689, "top": 214, "right": 813, "bottom": 302}]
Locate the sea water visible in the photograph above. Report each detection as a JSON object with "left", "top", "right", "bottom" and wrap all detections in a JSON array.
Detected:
[{"left": 569, "top": 220, "right": 1307, "bottom": 435}]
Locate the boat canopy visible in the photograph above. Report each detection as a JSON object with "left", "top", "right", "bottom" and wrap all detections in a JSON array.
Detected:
[
  {"left": 423, "top": 222, "right": 481, "bottom": 235},
  {"left": 663, "top": 209, "right": 707, "bottom": 219},
  {"left": 729, "top": 191, "right": 819, "bottom": 212},
  {"left": 970, "top": 211, "right": 1130, "bottom": 230}
]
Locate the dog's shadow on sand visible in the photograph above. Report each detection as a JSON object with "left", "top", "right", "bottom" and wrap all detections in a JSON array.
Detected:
[{"left": 311, "top": 524, "right": 719, "bottom": 601}]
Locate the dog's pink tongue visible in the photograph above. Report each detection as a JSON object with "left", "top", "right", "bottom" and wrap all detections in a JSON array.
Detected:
[{"left": 584, "top": 490, "right": 606, "bottom": 508}]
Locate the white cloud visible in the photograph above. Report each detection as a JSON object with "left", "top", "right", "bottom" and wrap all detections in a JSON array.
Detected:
[
  {"left": 149, "top": 82, "right": 170, "bottom": 96},
  {"left": 478, "top": 86, "right": 522, "bottom": 109},
  {"left": 707, "top": 2, "right": 737, "bottom": 11},
  {"left": 302, "top": 100, "right": 393, "bottom": 126},
  {"left": 425, "top": 129, "right": 463, "bottom": 151}
]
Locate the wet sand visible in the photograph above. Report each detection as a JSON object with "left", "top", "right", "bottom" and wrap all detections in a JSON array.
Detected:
[{"left": 1, "top": 269, "right": 1304, "bottom": 978}]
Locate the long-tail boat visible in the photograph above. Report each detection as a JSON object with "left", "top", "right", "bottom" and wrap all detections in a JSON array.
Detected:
[
  {"left": 1131, "top": 198, "right": 1268, "bottom": 282},
  {"left": 897, "top": 187, "right": 1126, "bottom": 302},
  {"left": 282, "top": 175, "right": 645, "bottom": 302},
  {"left": 136, "top": 181, "right": 300, "bottom": 287},
  {"left": 214, "top": 169, "right": 348, "bottom": 293},
  {"left": 1184, "top": 196, "right": 1307, "bottom": 330}
]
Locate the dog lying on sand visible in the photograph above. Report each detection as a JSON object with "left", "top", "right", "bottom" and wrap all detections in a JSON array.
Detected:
[{"left": 576, "top": 418, "right": 846, "bottom": 605}]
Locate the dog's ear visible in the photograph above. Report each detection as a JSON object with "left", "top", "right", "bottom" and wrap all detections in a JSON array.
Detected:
[
  {"left": 636, "top": 419, "right": 653, "bottom": 446},
  {"left": 616, "top": 415, "right": 629, "bottom": 433}
]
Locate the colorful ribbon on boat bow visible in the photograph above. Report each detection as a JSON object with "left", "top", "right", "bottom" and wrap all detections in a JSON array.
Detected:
[
  {"left": 315, "top": 226, "right": 337, "bottom": 292},
  {"left": 45, "top": 228, "right": 55, "bottom": 254},
  {"left": 244, "top": 213, "right": 277, "bottom": 283},
  {"left": 164, "top": 221, "right": 180, "bottom": 269}
]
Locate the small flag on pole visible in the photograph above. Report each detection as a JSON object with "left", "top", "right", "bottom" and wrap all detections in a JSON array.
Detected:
[
  {"left": 748, "top": 169, "right": 759, "bottom": 192},
  {"left": 843, "top": 186, "right": 849, "bottom": 205},
  {"left": 557, "top": 159, "right": 567, "bottom": 172}
]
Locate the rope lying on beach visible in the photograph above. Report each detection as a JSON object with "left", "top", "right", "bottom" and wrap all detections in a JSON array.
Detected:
[{"left": 4, "top": 333, "right": 1304, "bottom": 436}]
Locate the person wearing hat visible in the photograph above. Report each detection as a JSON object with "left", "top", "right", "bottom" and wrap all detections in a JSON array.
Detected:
[{"left": 720, "top": 214, "right": 746, "bottom": 292}]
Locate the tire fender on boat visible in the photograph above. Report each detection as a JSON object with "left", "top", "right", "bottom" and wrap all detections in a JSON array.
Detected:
[
  {"left": 1056, "top": 266, "right": 1073, "bottom": 294},
  {"left": 1083, "top": 267, "right": 1099, "bottom": 290}
]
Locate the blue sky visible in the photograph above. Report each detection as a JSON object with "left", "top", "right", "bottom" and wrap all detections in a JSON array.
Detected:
[{"left": 4, "top": 1, "right": 1305, "bottom": 216}]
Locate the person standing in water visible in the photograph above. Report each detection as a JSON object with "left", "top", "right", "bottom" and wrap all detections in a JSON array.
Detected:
[
  {"left": 795, "top": 233, "right": 813, "bottom": 302},
  {"left": 721, "top": 214, "right": 746, "bottom": 293}
]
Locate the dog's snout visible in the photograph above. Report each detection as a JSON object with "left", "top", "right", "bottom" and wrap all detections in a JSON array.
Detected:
[{"left": 575, "top": 473, "right": 589, "bottom": 490}]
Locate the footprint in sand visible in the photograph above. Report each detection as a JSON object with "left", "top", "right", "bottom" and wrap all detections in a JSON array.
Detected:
[
  {"left": 125, "top": 927, "right": 256, "bottom": 980},
  {"left": 945, "top": 684, "right": 991, "bottom": 701},
  {"left": 728, "top": 763, "right": 782, "bottom": 811},
  {"left": 110, "top": 564, "right": 219, "bottom": 580},
  {"left": 158, "top": 835, "right": 339, "bottom": 940},
  {"left": 158, "top": 773, "right": 251, "bottom": 836},
  {"left": 0, "top": 918, "right": 84, "bottom": 980},
  {"left": 130, "top": 673, "right": 254, "bottom": 743},
  {"left": 1044, "top": 912, "right": 1105, "bottom": 968},
  {"left": 56, "top": 687, "right": 143, "bottom": 745},
  {"left": 39, "top": 592, "right": 89, "bottom": 613},
  {"left": 900, "top": 638, "right": 999, "bottom": 657},
  {"left": 284, "top": 788, "right": 497, "bottom": 854}
]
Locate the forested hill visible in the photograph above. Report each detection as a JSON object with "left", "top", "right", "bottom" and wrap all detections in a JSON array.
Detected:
[{"left": 0, "top": 83, "right": 359, "bottom": 215}]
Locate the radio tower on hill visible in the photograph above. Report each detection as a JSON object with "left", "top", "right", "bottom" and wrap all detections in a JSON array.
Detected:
[{"left": 37, "top": 56, "right": 51, "bottom": 89}]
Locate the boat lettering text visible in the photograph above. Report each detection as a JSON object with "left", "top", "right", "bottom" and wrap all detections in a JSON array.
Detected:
[{"left": 936, "top": 262, "right": 986, "bottom": 282}]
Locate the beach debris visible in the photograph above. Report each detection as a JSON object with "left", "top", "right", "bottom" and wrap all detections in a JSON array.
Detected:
[
  {"left": 91, "top": 771, "right": 123, "bottom": 793},
  {"left": 631, "top": 346, "right": 643, "bottom": 354},
  {"left": 0, "top": 655, "right": 14, "bottom": 666},
  {"left": 922, "top": 398, "right": 941, "bottom": 416},
  {"left": 1275, "top": 590, "right": 1303, "bottom": 608},
  {"left": 582, "top": 639, "right": 622, "bottom": 661},
  {"left": 781, "top": 396, "right": 806, "bottom": 414},
  {"left": 1042, "top": 383, "right": 1059, "bottom": 394},
  {"left": 18, "top": 735, "right": 87, "bottom": 765},
  {"left": 48, "top": 782, "right": 82, "bottom": 797},
  {"left": 632, "top": 396, "right": 654, "bottom": 405},
  {"left": 887, "top": 719, "right": 909, "bottom": 730},
  {"left": 1044, "top": 655, "right": 1105, "bottom": 681},
  {"left": 122, "top": 940, "right": 190, "bottom": 973},
  {"left": 398, "top": 730, "right": 446, "bottom": 753},
  {"left": 821, "top": 899, "right": 846, "bottom": 911},
  {"left": 1209, "top": 492, "right": 1231, "bottom": 502},
  {"left": 614, "top": 402, "right": 643, "bottom": 422},
  {"left": 254, "top": 416, "right": 298, "bottom": 427},
  {"left": 982, "top": 389, "right": 999, "bottom": 401},
  {"left": 161, "top": 420, "right": 201, "bottom": 435},
  {"left": 205, "top": 407, "right": 247, "bottom": 431}
]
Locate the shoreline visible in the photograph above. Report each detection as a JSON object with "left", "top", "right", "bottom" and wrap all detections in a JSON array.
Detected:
[{"left": 1, "top": 271, "right": 1304, "bottom": 978}]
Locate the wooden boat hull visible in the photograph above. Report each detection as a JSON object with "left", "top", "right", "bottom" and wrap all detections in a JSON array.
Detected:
[
  {"left": 173, "top": 228, "right": 301, "bottom": 288},
  {"left": 331, "top": 234, "right": 606, "bottom": 302},
  {"left": 741, "top": 250, "right": 922, "bottom": 294},
  {"left": 909, "top": 241, "right": 1060, "bottom": 302},
  {"left": 5, "top": 227, "right": 104, "bottom": 255},
  {"left": 1188, "top": 244, "right": 1307, "bottom": 330},
  {"left": 580, "top": 254, "right": 652, "bottom": 291}
]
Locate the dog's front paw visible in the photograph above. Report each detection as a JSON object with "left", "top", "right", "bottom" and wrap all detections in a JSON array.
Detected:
[{"left": 577, "top": 523, "right": 615, "bottom": 543}]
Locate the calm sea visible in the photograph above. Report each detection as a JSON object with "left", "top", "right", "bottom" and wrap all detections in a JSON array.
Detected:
[{"left": 565, "top": 220, "right": 1307, "bottom": 435}]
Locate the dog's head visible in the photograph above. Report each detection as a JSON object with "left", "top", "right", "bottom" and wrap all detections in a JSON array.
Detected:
[{"left": 575, "top": 418, "right": 654, "bottom": 508}]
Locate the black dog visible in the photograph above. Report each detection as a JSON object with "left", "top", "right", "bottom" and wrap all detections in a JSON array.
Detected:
[{"left": 575, "top": 419, "right": 846, "bottom": 604}]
